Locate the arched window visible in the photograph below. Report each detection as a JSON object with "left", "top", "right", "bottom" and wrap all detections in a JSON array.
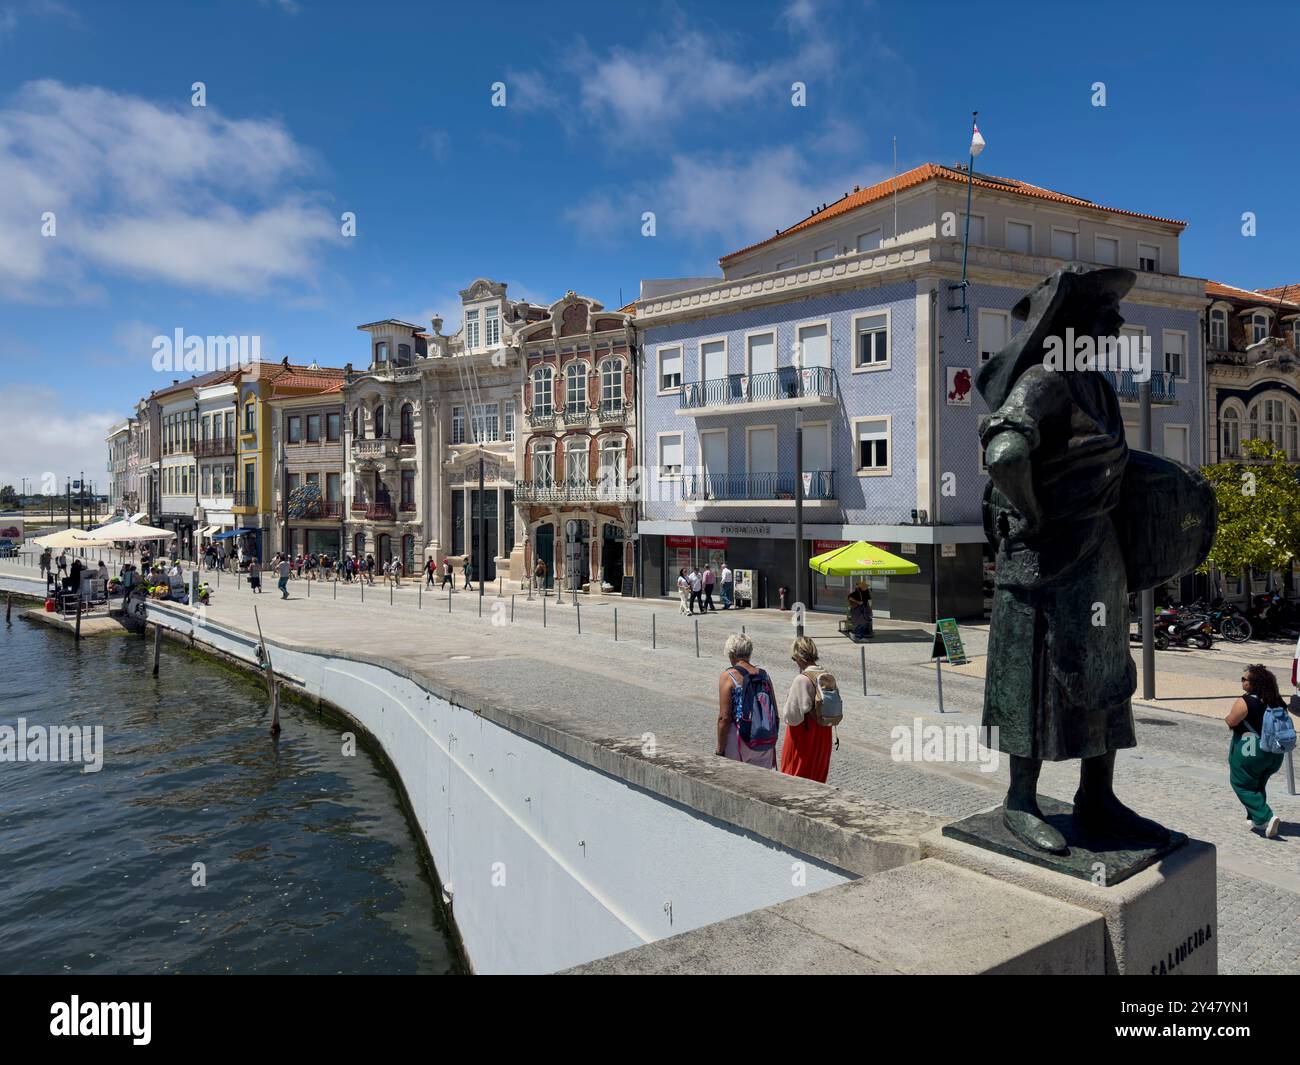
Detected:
[
  {"left": 565, "top": 362, "right": 587, "bottom": 415},
  {"left": 400, "top": 403, "right": 414, "bottom": 444},
  {"left": 600, "top": 357, "right": 624, "bottom": 412},
  {"left": 598, "top": 435, "right": 625, "bottom": 491},
  {"left": 1209, "top": 308, "right": 1228, "bottom": 350},
  {"left": 374, "top": 404, "right": 385, "bottom": 439},
  {"left": 1247, "top": 398, "right": 1287, "bottom": 450},
  {"left": 1289, "top": 406, "right": 1298, "bottom": 460},
  {"left": 531, "top": 367, "right": 554, "bottom": 417},
  {"left": 402, "top": 535, "right": 415, "bottom": 572},
  {"left": 1221, "top": 408, "right": 1240, "bottom": 459},
  {"left": 377, "top": 534, "right": 391, "bottom": 565},
  {"left": 565, "top": 436, "right": 589, "bottom": 483},
  {"left": 533, "top": 440, "right": 554, "bottom": 484},
  {"left": 354, "top": 532, "right": 365, "bottom": 558},
  {"left": 351, "top": 407, "right": 359, "bottom": 439}
]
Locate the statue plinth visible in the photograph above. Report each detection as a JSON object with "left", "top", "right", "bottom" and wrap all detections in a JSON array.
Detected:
[{"left": 941, "top": 796, "right": 1186, "bottom": 885}]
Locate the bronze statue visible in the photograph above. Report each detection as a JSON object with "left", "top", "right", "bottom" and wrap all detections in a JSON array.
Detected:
[{"left": 977, "top": 265, "right": 1215, "bottom": 855}]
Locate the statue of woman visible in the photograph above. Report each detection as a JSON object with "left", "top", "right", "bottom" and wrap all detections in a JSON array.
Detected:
[{"left": 976, "top": 264, "right": 1209, "bottom": 855}]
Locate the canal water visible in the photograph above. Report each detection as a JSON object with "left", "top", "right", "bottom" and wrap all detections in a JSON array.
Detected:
[{"left": 0, "top": 616, "right": 461, "bottom": 974}]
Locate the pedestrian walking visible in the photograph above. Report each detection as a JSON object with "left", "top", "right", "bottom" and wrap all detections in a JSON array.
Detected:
[
  {"left": 720, "top": 560, "right": 733, "bottom": 610},
  {"left": 533, "top": 557, "right": 547, "bottom": 594},
  {"left": 676, "top": 569, "right": 691, "bottom": 615},
  {"left": 463, "top": 558, "right": 473, "bottom": 589},
  {"left": 391, "top": 557, "right": 402, "bottom": 588},
  {"left": 57, "top": 550, "right": 68, "bottom": 577},
  {"left": 425, "top": 557, "right": 437, "bottom": 587},
  {"left": 716, "top": 633, "right": 778, "bottom": 767},
  {"left": 702, "top": 564, "right": 717, "bottom": 612},
  {"left": 441, "top": 557, "right": 453, "bottom": 590},
  {"left": 1226, "top": 664, "right": 1295, "bottom": 839},
  {"left": 780, "top": 636, "right": 839, "bottom": 783},
  {"left": 39, "top": 549, "right": 50, "bottom": 586},
  {"left": 277, "top": 555, "right": 290, "bottom": 599},
  {"left": 366, "top": 554, "right": 376, "bottom": 584},
  {"left": 248, "top": 558, "right": 262, "bottom": 593},
  {"left": 688, "top": 567, "right": 703, "bottom": 615}
]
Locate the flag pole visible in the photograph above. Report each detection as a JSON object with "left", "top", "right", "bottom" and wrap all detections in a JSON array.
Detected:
[{"left": 960, "top": 110, "right": 977, "bottom": 341}]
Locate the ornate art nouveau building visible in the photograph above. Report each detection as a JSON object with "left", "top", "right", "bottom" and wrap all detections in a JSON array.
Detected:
[
  {"left": 514, "top": 293, "right": 637, "bottom": 592},
  {"left": 1204, "top": 280, "right": 1300, "bottom": 465},
  {"left": 343, "top": 279, "right": 548, "bottom": 577}
]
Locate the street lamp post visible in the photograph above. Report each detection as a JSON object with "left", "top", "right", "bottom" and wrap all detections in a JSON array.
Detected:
[{"left": 794, "top": 406, "right": 805, "bottom": 637}]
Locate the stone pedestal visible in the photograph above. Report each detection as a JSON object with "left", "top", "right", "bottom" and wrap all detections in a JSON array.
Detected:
[{"left": 923, "top": 806, "right": 1217, "bottom": 975}]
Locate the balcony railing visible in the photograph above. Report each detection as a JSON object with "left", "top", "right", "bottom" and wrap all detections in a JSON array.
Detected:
[
  {"left": 559, "top": 404, "right": 590, "bottom": 424},
  {"left": 526, "top": 409, "right": 556, "bottom": 429},
  {"left": 352, "top": 436, "right": 397, "bottom": 458},
  {"left": 196, "top": 439, "right": 236, "bottom": 458},
  {"left": 598, "top": 401, "right": 628, "bottom": 423},
  {"left": 678, "top": 366, "right": 838, "bottom": 410},
  {"left": 278, "top": 500, "right": 343, "bottom": 519},
  {"left": 514, "top": 479, "right": 635, "bottom": 503},
  {"left": 353, "top": 501, "right": 395, "bottom": 520},
  {"left": 1106, "top": 369, "right": 1177, "bottom": 404},
  {"left": 231, "top": 491, "right": 249, "bottom": 508},
  {"left": 399, "top": 501, "right": 416, "bottom": 512},
  {"left": 682, "top": 470, "right": 836, "bottom": 502}
]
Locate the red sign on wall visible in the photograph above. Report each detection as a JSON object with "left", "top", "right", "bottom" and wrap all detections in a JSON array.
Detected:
[
  {"left": 698, "top": 535, "right": 729, "bottom": 549},
  {"left": 813, "top": 539, "right": 849, "bottom": 555},
  {"left": 666, "top": 535, "right": 696, "bottom": 548}
]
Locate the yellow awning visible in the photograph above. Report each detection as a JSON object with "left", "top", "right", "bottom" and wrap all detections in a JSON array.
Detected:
[{"left": 808, "top": 540, "right": 920, "bottom": 577}]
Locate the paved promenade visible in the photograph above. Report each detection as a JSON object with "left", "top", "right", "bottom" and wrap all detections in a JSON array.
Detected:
[{"left": 6, "top": 557, "right": 1299, "bottom": 974}]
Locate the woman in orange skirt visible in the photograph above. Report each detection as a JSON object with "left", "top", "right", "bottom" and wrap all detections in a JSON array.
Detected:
[{"left": 779, "top": 636, "right": 834, "bottom": 782}]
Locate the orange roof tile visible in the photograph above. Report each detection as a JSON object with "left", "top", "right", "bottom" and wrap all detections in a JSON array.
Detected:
[
  {"left": 1258, "top": 284, "right": 1300, "bottom": 301},
  {"left": 718, "top": 162, "right": 1186, "bottom": 265},
  {"left": 1206, "top": 280, "right": 1300, "bottom": 310}
]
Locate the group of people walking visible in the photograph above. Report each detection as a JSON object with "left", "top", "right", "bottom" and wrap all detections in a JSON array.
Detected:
[
  {"left": 676, "top": 562, "right": 734, "bottom": 615},
  {"left": 714, "top": 632, "right": 840, "bottom": 784},
  {"left": 424, "top": 556, "right": 474, "bottom": 590}
]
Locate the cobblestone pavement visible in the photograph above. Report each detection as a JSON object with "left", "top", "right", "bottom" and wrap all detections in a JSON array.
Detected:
[{"left": 6, "top": 557, "right": 1298, "bottom": 973}]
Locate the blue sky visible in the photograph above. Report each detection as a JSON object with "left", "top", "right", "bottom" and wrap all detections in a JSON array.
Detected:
[{"left": 0, "top": 0, "right": 1293, "bottom": 489}]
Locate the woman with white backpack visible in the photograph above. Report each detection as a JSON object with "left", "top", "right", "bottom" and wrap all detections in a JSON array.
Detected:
[
  {"left": 779, "top": 636, "right": 841, "bottom": 783},
  {"left": 1225, "top": 663, "right": 1296, "bottom": 839}
]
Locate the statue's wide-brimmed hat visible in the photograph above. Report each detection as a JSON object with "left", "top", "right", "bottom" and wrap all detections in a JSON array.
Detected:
[{"left": 1011, "top": 264, "right": 1135, "bottom": 321}]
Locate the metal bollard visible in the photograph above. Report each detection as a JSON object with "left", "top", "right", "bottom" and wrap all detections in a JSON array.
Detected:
[
  {"left": 652, "top": 612, "right": 656, "bottom": 650},
  {"left": 334, "top": 579, "right": 337, "bottom": 600},
  {"left": 543, "top": 596, "right": 547, "bottom": 628},
  {"left": 498, "top": 576, "right": 502, "bottom": 598},
  {"left": 861, "top": 644, "right": 867, "bottom": 696},
  {"left": 576, "top": 599, "right": 581, "bottom": 634},
  {"left": 419, "top": 584, "right": 422, "bottom": 609},
  {"left": 694, "top": 618, "right": 700, "bottom": 658},
  {"left": 614, "top": 607, "right": 618, "bottom": 642},
  {"left": 448, "top": 588, "right": 452, "bottom": 613},
  {"left": 511, "top": 594, "right": 515, "bottom": 623}
]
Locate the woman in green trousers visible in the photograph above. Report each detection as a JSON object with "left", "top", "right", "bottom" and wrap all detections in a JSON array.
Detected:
[{"left": 1225, "top": 664, "right": 1286, "bottom": 839}]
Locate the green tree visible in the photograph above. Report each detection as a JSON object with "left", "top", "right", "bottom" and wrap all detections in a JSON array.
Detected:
[
  {"left": 0, "top": 485, "right": 17, "bottom": 507},
  {"left": 1202, "top": 438, "right": 1300, "bottom": 582}
]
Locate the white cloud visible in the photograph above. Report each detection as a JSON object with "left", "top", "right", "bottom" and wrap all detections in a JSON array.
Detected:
[
  {"left": 0, "top": 386, "right": 121, "bottom": 492},
  {"left": 0, "top": 80, "right": 339, "bottom": 299},
  {"left": 567, "top": 146, "right": 889, "bottom": 251}
]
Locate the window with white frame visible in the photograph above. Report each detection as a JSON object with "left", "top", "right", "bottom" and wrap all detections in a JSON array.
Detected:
[
  {"left": 964, "top": 215, "right": 985, "bottom": 245},
  {"left": 854, "top": 313, "right": 889, "bottom": 369},
  {"left": 855, "top": 417, "right": 890, "bottom": 473},
  {"left": 813, "top": 244, "right": 836, "bottom": 262},
  {"left": 465, "top": 310, "right": 480, "bottom": 349},
  {"left": 1095, "top": 235, "right": 1119, "bottom": 266},
  {"left": 1210, "top": 308, "right": 1228, "bottom": 349},
  {"left": 1247, "top": 397, "right": 1288, "bottom": 450},
  {"left": 658, "top": 433, "right": 683, "bottom": 477},
  {"left": 531, "top": 366, "right": 554, "bottom": 416},
  {"left": 856, "top": 228, "right": 883, "bottom": 253},
  {"left": 658, "top": 346, "right": 683, "bottom": 391},
  {"left": 1291, "top": 320, "right": 1300, "bottom": 349},
  {"left": 533, "top": 441, "right": 554, "bottom": 484},
  {"left": 484, "top": 305, "right": 500, "bottom": 347},
  {"left": 1050, "top": 228, "right": 1077, "bottom": 260},
  {"left": 471, "top": 402, "right": 498, "bottom": 442},
  {"left": 1138, "top": 243, "right": 1159, "bottom": 273},
  {"left": 451, "top": 405, "right": 465, "bottom": 445},
  {"left": 565, "top": 362, "right": 587, "bottom": 412},
  {"left": 796, "top": 322, "right": 830, "bottom": 368},
  {"left": 1221, "top": 407, "right": 1240, "bottom": 459},
  {"left": 775, "top": 257, "right": 797, "bottom": 270},
  {"left": 1006, "top": 221, "right": 1032, "bottom": 254},
  {"left": 600, "top": 357, "right": 624, "bottom": 409},
  {"left": 565, "top": 437, "right": 589, "bottom": 482},
  {"left": 504, "top": 400, "right": 515, "bottom": 441},
  {"left": 1250, "top": 312, "right": 1270, "bottom": 344},
  {"left": 374, "top": 341, "right": 389, "bottom": 364},
  {"left": 1163, "top": 331, "right": 1187, "bottom": 380},
  {"left": 599, "top": 438, "right": 625, "bottom": 488},
  {"left": 747, "top": 331, "right": 776, "bottom": 376},
  {"left": 978, "top": 308, "right": 1010, "bottom": 363}
]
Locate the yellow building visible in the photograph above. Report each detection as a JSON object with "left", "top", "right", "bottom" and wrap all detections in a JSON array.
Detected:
[{"left": 232, "top": 365, "right": 275, "bottom": 560}]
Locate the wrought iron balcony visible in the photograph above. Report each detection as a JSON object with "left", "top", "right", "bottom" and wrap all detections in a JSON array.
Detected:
[
  {"left": 399, "top": 501, "right": 416, "bottom": 512},
  {"left": 196, "top": 439, "right": 236, "bottom": 458},
  {"left": 1106, "top": 369, "right": 1177, "bottom": 405},
  {"left": 598, "top": 401, "right": 628, "bottom": 423},
  {"left": 278, "top": 500, "right": 343, "bottom": 519},
  {"left": 559, "top": 404, "right": 590, "bottom": 425},
  {"left": 682, "top": 470, "right": 836, "bottom": 502},
  {"left": 514, "top": 478, "right": 635, "bottom": 503},
  {"left": 677, "top": 366, "right": 838, "bottom": 412},
  {"left": 526, "top": 409, "right": 556, "bottom": 429}
]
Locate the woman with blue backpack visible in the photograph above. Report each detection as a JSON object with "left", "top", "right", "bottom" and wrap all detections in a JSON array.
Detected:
[
  {"left": 715, "top": 633, "right": 778, "bottom": 768},
  {"left": 1225, "top": 663, "right": 1297, "bottom": 839}
]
